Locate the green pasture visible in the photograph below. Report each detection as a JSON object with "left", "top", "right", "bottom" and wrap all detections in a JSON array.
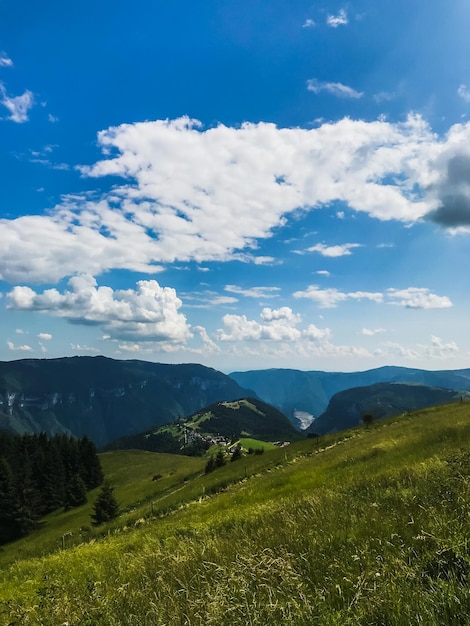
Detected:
[{"left": 0, "top": 402, "right": 469, "bottom": 625}]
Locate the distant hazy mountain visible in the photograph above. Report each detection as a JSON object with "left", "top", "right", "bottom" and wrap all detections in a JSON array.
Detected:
[
  {"left": 229, "top": 366, "right": 470, "bottom": 428},
  {"left": 309, "top": 382, "right": 469, "bottom": 435},
  {"left": 0, "top": 356, "right": 254, "bottom": 446},
  {"left": 106, "top": 397, "right": 296, "bottom": 453}
]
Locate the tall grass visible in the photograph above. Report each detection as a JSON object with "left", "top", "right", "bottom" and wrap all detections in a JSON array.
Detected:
[{"left": 0, "top": 402, "right": 469, "bottom": 624}]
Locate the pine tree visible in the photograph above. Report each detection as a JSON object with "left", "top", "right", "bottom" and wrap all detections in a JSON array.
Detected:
[
  {"left": 79, "top": 436, "right": 103, "bottom": 489},
  {"left": 64, "top": 473, "right": 88, "bottom": 511},
  {"left": 0, "top": 458, "right": 18, "bottom": 544},
  {"left": 205, "top": 455, "right": 216, "bottom": 474},
  {"left": 231, "top": 446, "right": 242, "bottom": 462},
  {"left": 215, "top": 449, "right": 226, "bottom": 468},
  {"left": 91, "top": 483, "right": 119, "bottom": 526}
]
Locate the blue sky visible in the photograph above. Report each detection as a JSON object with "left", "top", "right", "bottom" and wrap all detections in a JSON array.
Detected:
[{"left": 1, "top": 0, "right": 470, "bottom": 372}]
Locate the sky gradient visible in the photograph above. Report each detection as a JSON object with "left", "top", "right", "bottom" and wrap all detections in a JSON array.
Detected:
[{"left": 1, "top": 0, "right": 470, "bottom": 372}]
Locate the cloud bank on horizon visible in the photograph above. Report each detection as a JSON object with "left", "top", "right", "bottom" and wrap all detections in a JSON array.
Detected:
[{"left": 1, "top": 0, "right": 470, "bottom": 371}]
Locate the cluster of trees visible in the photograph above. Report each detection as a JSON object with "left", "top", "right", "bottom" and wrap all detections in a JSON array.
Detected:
[
  {"left": 205, "top": 449, "right": 227, "bottom": 474},
  {"left": 0, "top": 432, "right": 103, "bottom": 544}
]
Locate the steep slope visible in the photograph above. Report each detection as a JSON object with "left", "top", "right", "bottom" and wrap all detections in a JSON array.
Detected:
[
  {"left": 0, "top": 356, "right": 254, "bottom": 446},
  {"left": 1, "top": 402, "right": 470, "bottom": 624},
  {"left": 310, "top": 382, "right": 469, "bottom": 434},
  {"left": 183, "top": 397, "right": 297, "bottom": 438},
  {"left": 230, "top": 366, "right": 470, "bottom": 427}
]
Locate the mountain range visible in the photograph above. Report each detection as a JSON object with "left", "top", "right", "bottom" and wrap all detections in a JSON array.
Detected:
[
  {"left": 308, "top": 382, "right": 470, "bottom": 435},
  {"left": 0, "top": 356, "right": 253, "bottom": 446},
  {"left": 2, "top": 356, "right": 470, "bottom": 446},
  {"left": 230, "top": 366, "right": 470, "bottom": 428}
]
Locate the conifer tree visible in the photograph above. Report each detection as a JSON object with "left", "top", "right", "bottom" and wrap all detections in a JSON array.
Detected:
[
  {"left": 91, "top": 483, "right": 119, "bottom": 526},
  {"left": 215, "top": 449, "right": 226, "bottom": 468},
  {"left": 0, "top": 458, "right": 18, "bottom": 544},
  {"left": 64, "top": 473, "right": 88, "bottom": 511}
]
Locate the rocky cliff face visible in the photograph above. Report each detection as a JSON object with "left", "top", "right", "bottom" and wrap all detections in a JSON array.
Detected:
[{"left": 0, "top": 356, "right": 254, "bottom": 446}]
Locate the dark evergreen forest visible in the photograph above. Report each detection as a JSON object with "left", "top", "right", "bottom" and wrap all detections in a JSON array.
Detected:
[{"left": 0, "top": 432, "right": 103, "bottom": 545}]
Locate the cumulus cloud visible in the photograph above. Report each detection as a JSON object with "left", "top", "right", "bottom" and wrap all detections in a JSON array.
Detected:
[
  {"left": 7, "top": 274, "right": 193, "bottom": 344},
  {"left": 2, "top": 115, "right": 470, "bottom": 283},
  {"left": 419, "top": 335, "right": 459, "bottom": 358},
  {"left": 7, "top": 341, "right": 32, "bottom": 351},
  {"left": 0, "top": 84, "right": 34, "bottom": 123},
  {"left": 306, "top": 78, "right": 363, "bottom": 99},
  {"left": 38, "top": 332, "right": 52, "bottom": 340},
  {"left": 217, "top": 306, "right": 328, "bottom": 344},
  {"left": 307, "top": 242, "right": 361, "bottom": 257},
  {"left": 215, "top": 307, "right": 380, "bottom": 363},
  {"left": 302, "top": 19, "right": 315, "bottom": 28},
  {"left": 294, "top": 285, "right": 383, "bottom": 308},
  {"left": 386, "top": 287, "right": 452, "bottom": 309},
  {"left": 326, "top": 9, "right": 348, "bottom": 27}
]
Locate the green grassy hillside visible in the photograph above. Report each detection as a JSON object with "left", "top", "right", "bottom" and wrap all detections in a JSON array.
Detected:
[{"left": 0, "top": 401, "right": 469, "bottom": 624}]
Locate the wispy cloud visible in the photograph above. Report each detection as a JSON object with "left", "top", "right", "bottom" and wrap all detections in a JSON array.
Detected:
[
  {"left": 457, "top": 84, "right": 470, "bottom": 103},
  {"left": 0, "top": 53, "right": 13, "bottom": 67},
  {"left": 294, "top": 285, "right": 383, "bottom": 308},
  {"left": 0, "top": 83, "right": 34, "bottom": 122},
  {"left": 294, "top": 285, "right": 451, "bottom": 310},
  {"left": 362, "top": 328, "right": 386, "bottom": 336},
  {"left": 225, "top": 285, "right": 281, "bottom": 299},
  {"left": 307, "top": 243, "right": 361, "bottom": 257},
  {"left": 306, "top": 78, "right": 363, "bottom": 99},
  {"left": 326, "top": 9, "right": 348, "bottom": 28},
  {"left": 302, "top": 19, "right": 315, "bottom": 28}
]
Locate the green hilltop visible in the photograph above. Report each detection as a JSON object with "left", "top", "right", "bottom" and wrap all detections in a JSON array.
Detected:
[
  {"left": 105, "top": 397, "right": 298, "bottom": 454},
  {"left": 0, "top": 401, "right": 469, "bottom": 624}
]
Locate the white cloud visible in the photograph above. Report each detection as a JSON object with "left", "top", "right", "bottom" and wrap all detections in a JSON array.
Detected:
[
  {"left": 48, "top": 113, "right": 59, "bottom": 123},
  {"left": 38, "top": 332, "right": 52, "bottom": 340},
  {"left": 386, "top": 287, "right": 452, "bottom": 309},
  {"left": 217, "top": 306, "right": 332, "bottom": 347},
  {"left": 216, "top": 308, "right": 376, "bottom": 362},
  {"left": 293, "top": 284, "right": 383, "bottom": 308},
  {"left": 225, "top": 285, "right": 281, "bottom": 299},
  {"left": 362, "top": 328, "right": 386, "bottom": 336},
  {"left": 7, "top": 274, "right": 193, "bottom": 344},
  {"left": 307, "top": 242, "right": 361, "bottom": 257},
  {"left": 218, "top": 311, "right": 302, "bottom": 342},
  {"left": 326, "top": 9, "right": 348, "bottom": 27},
  {"left": 0, "top": 54, "right": 13, "bottom": 67},
  {"left": 307, "top": 78, "right": 363, "bottom": 99},
  {"left": 418, "top": 335, "right": 459, "bottom": 358},
  {"left": 457, "top": 84, "right": 470, "bottom": 103},
  {"left": 71, "top": 344, "right": 100, "bottom": 353},
  {"left": 0, "top": 84, "right": 34, "bottom": 123},
  {"left": 302, "top": 19, "right": 315, "bottom": 28},
  {"left": 316, "top": 270, "right": 331, "bottom": 276},
  {"left": 260, "top": 306, "right": 301, "bottom": 324},
  {"left": 7, "top": 341, "right": 32, "bottom": 351},
  {"left": 1, "top": 115, "right": 470, "bottom": 283}
]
